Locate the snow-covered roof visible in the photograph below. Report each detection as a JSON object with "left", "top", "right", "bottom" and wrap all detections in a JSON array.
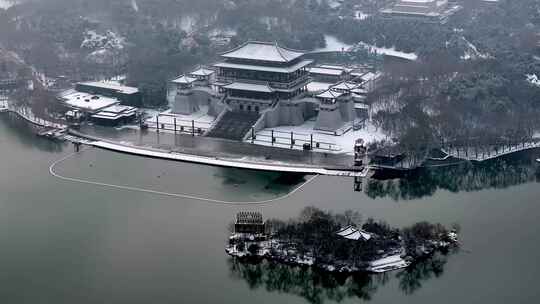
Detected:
[
  {"left": 336, "top": 225, "right": 372, "bottom": 241},
  {"left": 78, "top": 81, "right": 139, "bottom": 94},
  {"left": 172, "top": 75, "right": 197, "bottom": 84},
  {"left": 317, "top": 89, "right": 344, "bottom": 99},
  {"left": 221, "top": 41, "right": 305, "bottom": 63},
  {"left": 320, "top": 65, "right": 353, "bottom": 73},
  {"left": 332, "top": 81, "right": 360, "bottom": 91},
  {"left": 214, "top": 59, "right": 313, "bottom": 74},
  {"left": 223, "top": 82, "right": 273, "bottom": 93},
  {"left": 309, "top": 67, "right": 345, "bottom": 76},
  {"left": 91, "top": 105, "right": 137, "bottom": 120},
  {"left": 190, "top": 67, "right": 215, "bottom": 77},
  {"left": 351, "top": 87, "right": 368, "bottom": 95},
  {"left": 307, "top": 81, "right": 333, "bottom": 93},
  {"left": 336, "top": 226, "right": 356, "bottom": 236},
  {"left": 59, "top": 90, "right": 120, "bottom": 112},
  {"left": 99, "top": 104, "right": 136, "bottom": 114},
  {"left": 358, "top": 72, "right": 382, "bottom": 82},
  {"left": 369, "top": 255, "right": 404, "bottom": 267}
]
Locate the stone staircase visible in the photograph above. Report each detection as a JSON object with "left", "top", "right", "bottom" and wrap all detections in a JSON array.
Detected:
[{"left": 205, "top": 111, "right": 260, "bottom": 141}]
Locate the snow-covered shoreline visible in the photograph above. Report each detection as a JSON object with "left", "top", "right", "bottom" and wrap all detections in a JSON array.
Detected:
[
  {"left": 226, "top": 230, "right": 458, "bottom": 274},
  {"left": 314, "top": 35, "right": 418, "bottom": 61},
  {"left": 73, "top": 134, "right": 368, "bottom": 176}
]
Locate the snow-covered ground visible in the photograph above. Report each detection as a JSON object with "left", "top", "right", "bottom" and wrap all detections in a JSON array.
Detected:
[
  {"left": 81, "top": 30, "right": 126, "bottom": 51},
  {"left": 315, "top": 35, "right": 418, "bottom": 61},
  {"left": 355, "top": 42, "right": 418, "bottom": 61},
  {"left": 144, "top": 106, "right": 215, "bottom": 132},
  {"left": 0, "top": 0, "right": 15, "bottom": 9},
  {"left": 314, "top": 35, "right": 354, "bottom": 52},
  {"left": 526, "top": 74, "right": 540, "bottom": 87},
  {"left": 81, "top": 30, "right": 127, "bottom": 64},
  {"left": 460, "top": 37, "right": 491, "bottom": 60},
  {"left": 248, "top": 119, "right": 387, "bottom": 155}
]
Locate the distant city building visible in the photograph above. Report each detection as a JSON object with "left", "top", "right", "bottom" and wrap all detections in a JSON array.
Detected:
[{"left": 380, "top": 0, "right": 462, "bottom": 23}]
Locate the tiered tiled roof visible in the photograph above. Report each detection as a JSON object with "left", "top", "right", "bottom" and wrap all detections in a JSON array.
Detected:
[{"left": 221, "top": 41, "right": 305, "bottom": 63}]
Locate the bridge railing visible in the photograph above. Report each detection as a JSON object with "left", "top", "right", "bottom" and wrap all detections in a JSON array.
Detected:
[{"left": 443, "top": 139, "right": 540, "bottom": 161}]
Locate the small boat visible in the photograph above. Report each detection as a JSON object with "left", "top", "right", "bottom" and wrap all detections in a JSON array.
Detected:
[{"left": 536, "top": 158, "right": 540, "bottom": 163}]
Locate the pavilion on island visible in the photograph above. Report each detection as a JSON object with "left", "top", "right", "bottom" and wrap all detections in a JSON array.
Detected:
[{"left": 234, "top": 212, "right": 265, "bottom": 235}]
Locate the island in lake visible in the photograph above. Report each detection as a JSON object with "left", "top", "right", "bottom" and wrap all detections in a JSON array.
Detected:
[{"left": 226, "top": 207, "right": 459, "bottom": 273}]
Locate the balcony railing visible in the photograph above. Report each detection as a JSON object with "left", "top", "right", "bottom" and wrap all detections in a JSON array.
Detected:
[{"left": 216, "top": 75, "right": 310, "bottom": 91}]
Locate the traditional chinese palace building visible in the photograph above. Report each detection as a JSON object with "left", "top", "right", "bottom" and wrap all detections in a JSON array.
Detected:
[
  {"left": 167, "top": 41, "right": 370, "bottom": 140},
  {"left": 380, "top": 0, "right": 462, "bottom": 23}
]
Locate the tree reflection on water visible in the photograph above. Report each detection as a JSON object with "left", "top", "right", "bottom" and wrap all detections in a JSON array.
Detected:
[
  {"left": 0, "top": 116, "right": 64, "bottom": 153},
  {"left": 397, "top": 253, "right": 448, "bottom": 295},
  {"left": 364, "top": 152, "right": 540, "bottom": 200},
  {"left": 228, "top": 252, "right": 453, "bottom": 304}
]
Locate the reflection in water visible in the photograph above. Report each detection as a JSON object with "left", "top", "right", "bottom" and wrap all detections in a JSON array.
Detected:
[
  {"left": 0, "top": 115, "right": 64, "bottom": 153},
  {"left": 228, "top": 259, "right": 381, "bottom": 304},
  {"left": 215, "top": 168, "right": 307, "bottom": 195},
  {"left": 397, "top": 253, "right": 448, "bottom": 295},
  {"left": 228, "top": 252, "right": 453, "bottom": 304},
  {"left": 364, "top": 152, "right": 540, "bottom": 200}
]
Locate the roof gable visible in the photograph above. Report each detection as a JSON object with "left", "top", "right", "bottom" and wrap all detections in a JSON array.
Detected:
[
  {"left": 316, "top": 89, "right": 344, "bottom": 99},
  {"left": 172, "top": 75, "right": 197, "bottom": 84}
]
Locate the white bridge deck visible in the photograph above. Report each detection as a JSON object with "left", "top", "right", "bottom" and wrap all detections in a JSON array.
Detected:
[{"left": 444, "top": 141, "right": 540, "bottom": 162}]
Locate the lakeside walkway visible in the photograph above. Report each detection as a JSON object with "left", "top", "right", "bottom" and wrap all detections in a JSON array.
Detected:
[
  {"left": 91, "top": 140, "right": 367, "bottom": 176},
  {"left": 70, "top": 127, "right": 368, "bottom": 176},
  {"left": 1, "top": 102, "right": 67, "bottom": 130}
]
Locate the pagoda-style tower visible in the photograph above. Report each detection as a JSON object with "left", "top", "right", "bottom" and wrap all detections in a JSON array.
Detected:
[{"left": 214, "top": 41, "right": 313, "bottom": 113}]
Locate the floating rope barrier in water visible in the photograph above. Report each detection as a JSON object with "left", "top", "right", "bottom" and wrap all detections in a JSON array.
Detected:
[{"left": 48, "top": 147, "right": 319, "bottom": 206}]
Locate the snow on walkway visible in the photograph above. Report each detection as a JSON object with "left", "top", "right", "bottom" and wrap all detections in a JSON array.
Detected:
[
  {"left": 90, "top": 140, "right": 368, "bottom": 176},
  {"left": 144, "top": 107, "right": 215, "bottom": 132},
  {"left": 248, "top": 120, "right": 387, "bottom": 155}
]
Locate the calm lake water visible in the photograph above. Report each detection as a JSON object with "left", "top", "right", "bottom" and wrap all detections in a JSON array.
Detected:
[{"left": 2, "top": 115, "right": 540, "bottom": 303}]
